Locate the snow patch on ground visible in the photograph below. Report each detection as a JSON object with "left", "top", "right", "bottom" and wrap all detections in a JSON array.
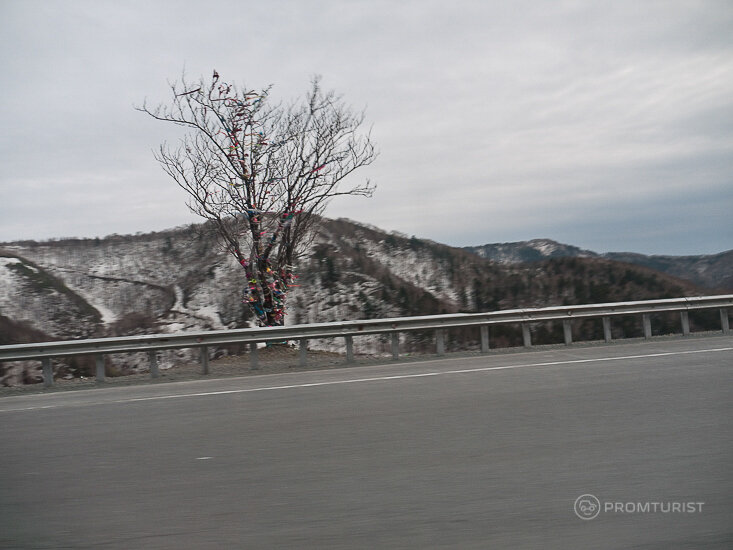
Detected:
[
  {"left": 173, "top": 285, "right": 186, "bottom": 311},
  {"left": 91, "top": 301, "right": 117, "bottom": 324},
  {"left": 163, "top": 322, "right": 187, "bottom": 333},
  {"left": 0, "top": 263, "right": 23, "bottom": 301},
  {"left": 0, "top": 257, "right": 23, "bottom": 268},
  {"left": 532, "top": 240, "right": 558, "bottom": 256},
  {"left": 195, "top": 305, "right": 225, "bottom": 329}
]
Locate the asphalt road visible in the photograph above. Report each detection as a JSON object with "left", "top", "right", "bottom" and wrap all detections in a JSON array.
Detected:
[{"left": 2, "top": 336, "right": 732, "bottom": 549}]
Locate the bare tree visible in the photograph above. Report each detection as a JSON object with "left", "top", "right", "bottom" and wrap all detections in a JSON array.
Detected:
[{"left": 139, "top": 72, "right": 376, "bottom": 326}]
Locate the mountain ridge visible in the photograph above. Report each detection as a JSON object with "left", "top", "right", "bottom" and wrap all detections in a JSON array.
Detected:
[{"left": 463, "top": 239, "right": 733, "bottom": 291}]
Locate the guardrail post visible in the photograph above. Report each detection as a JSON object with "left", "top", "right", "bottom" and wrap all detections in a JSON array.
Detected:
[
  {"left": 563, "top": 320, "right": 573, "bottom": 345},
  {"left": 299, "top": 339, "right": 308, "bottom": 367},
  {"left": 148, "top": 351, "right": 159, "bottom": 378},
  {"left": 250, "top": 342, "right": 259, "bottom": 370},
  {"left": 345, "top": 335, "right": 355, "bottom": 364},
  {"left": 95, "top": 355, "right": 105, "bottom": 382},
  {"left": 391, "top": 333, "right": 399, "bottom": 360},
  {"left": 522, "top": 323, "right": 532, "bottom": 348},
  {"left": 200, "top": 346, "right": 209, "bottom": 375},
  {"left": 721, "top": 308, "right": 730, "bottom": 334},
  {"left": 602, "top": 316, "right": 612, "bottom": 343},
  {"left": 680, "top": 311, "right": 690, "bottom": 336},
  {"left": 642, "top": 314, "right": 652, "bottom": 339},
  {"left": 42, "top": 357, "right": 53, "bottom": 387},
  {"left": 480, "top": 325, "right": 490, "bottom": 353},
  {"left": 436, "top": 329, "right": 445, "bottom": 356}
]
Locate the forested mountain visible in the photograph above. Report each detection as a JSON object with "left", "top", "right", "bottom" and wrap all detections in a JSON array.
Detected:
[
  {"left": 0, "top": 218, "right": 721, "bottom": 385},
  {"left": 465, "top": 239, "right": 732, "bottom": 291}
]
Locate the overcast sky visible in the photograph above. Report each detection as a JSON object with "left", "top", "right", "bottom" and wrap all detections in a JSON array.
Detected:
[{"left": 1, "top": 0, "right": 731, "bottom": 255}]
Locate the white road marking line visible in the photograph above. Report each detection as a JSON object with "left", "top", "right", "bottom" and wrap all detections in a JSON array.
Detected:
[{"left": 1, "top": 346, "right": 731, "bottom": 413}]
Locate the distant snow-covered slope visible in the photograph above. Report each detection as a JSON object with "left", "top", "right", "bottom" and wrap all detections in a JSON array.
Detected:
[
  {"left": 464, "top": 239, "right": 596, "bottom": 264},
  {"left": 464, "top": 240, "right": 732, "bottom": 291}
]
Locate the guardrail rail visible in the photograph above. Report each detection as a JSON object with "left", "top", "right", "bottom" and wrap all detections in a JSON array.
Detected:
[{"left": 1, "top": 294, "right": 731, "bottom": 387}]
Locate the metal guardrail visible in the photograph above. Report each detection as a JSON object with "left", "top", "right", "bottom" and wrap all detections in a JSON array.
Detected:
[{"left": 1, "top": 295, "right": 731, "bottom": 387}]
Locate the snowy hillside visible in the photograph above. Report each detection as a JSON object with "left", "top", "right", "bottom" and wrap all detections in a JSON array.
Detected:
[{"left": 0, "top": 218, "right": 715, "bottom": 385}]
